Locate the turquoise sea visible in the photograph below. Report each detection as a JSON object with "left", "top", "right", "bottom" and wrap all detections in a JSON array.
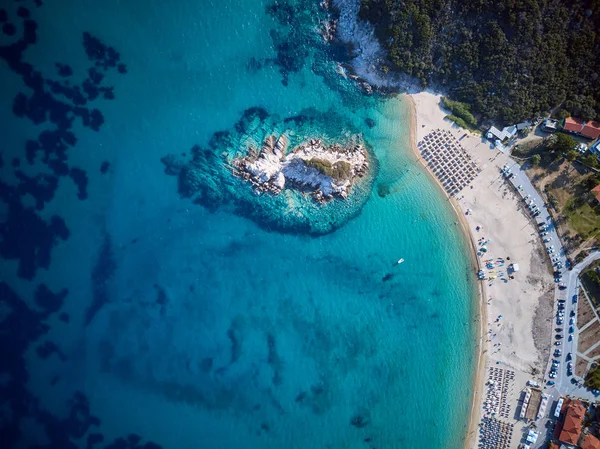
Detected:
[{"left": 0, "top": 1, "right": 477, "bottom": 448}]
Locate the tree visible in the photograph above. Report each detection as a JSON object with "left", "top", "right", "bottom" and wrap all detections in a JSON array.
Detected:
[
  {"left": 555, "top": 133, "right": 576, "bottom": 154},
  {"left": 565, "top": 150, "right": 578, "bottom": 161},
  {"left": 532, "top": 154, "right": 541, "bottom": 166},
  {"left": 583, "top": 154, "right": 599, "bottom": 168}
]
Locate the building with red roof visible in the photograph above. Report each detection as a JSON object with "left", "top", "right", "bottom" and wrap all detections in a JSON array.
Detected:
[
  {"left": 582, "top": 121, "right": 600, "bottom": 140},
  {"left": 592, "top": 185, "right": 600, "bottom": 203},
  {"left": 564, "top": 117, "right": 586, "bottom": 134},
  {"left": 558, "top": 400, "right": 586, "bottom": 446},
  {"left": 563, "top": 117, "right": 600, "bottom": 140},
  {"left": 582, "top": 434, "right": 600, "bottom": 449}
]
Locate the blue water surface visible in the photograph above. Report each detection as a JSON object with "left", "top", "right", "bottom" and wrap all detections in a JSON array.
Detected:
[{"left": 0, "top": 0, "right": 477, "bottom": 448}]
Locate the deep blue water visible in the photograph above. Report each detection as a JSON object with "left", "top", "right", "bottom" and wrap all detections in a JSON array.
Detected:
[{"left": 0, "top": 1, "right": 477, "bottom": 448}]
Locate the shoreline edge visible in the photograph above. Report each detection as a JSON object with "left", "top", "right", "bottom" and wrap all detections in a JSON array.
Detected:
[{"left": 405, "top": 93, "right": 487, "bottom": 449}]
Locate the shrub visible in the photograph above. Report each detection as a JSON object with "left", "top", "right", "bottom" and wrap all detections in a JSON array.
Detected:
[
  {"left": 585, "top": 364, "right": 600, "bottom": 390},
  {"left": 306, "top": 159, "right": 353, "bottom": 181},
  {"left": 442, "top": 97, "right": 478, "bottom": 128},
  {"left": 446, "top": 114, "right": 471, "bottom": 130}
]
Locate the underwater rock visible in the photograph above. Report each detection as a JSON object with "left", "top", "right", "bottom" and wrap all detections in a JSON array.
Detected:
[
  {"left": 350, "top": 411, "right": 371, "bottom": 428},
  {"left": 160, "top": 154, "right": 185, "bottom": 176}
]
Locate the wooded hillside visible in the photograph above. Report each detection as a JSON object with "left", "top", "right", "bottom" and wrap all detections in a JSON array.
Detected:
[{"left": 359, "top": 0, "right": 600, "bottom": 124}]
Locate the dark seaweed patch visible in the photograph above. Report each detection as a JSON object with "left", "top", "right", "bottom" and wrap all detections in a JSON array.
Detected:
[
  {"left": 69, "top": 167, "right": 89, "bottom": 200},
  {"left": 14, "top": 169, "right": 59, "bottom": 209},
  {"left": 263, "top": 0, "right": 317, "bottom": 85},
  {"left": 3, "top": 22, "right": 16, "bottom": 36},
  {"left": 36, "top": 340, "right": 67, "bottom": 361},
  {"left": 55, "top": 62, "right": 73, "bottom": 77},
  {"left": 17, "top": 7, "right": 30, "bottom": 19},
  {"left": 0, "top": 180, "right": 69, "bottom": 279},
  {"left": 34, "top": 284, "right": 67, "bottom": 317}
]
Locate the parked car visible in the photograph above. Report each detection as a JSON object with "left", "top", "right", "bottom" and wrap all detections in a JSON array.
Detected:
[
  {"left": 569, "top": 326, "right": 575, "bottom": 334},
  {"left": 570, "top": 310, "right": 575, "bottom": 317},
  {"left": 566, "top": 352, "right": 572, "bottom": 361},
  {"left": 547, "top": 380, "right": 555, "bottom": 386},
  {"left": 572, "top": 295, "right": 578, "bottom": 303},
  {"left": 555, "top": 341, "right": 562, "bottom": 346},
  {"left": 559, "top": 283, "right": 567, "bottom": 289},
  {"left": 568, "top": 335, "right": 573, "bottom": 342},
  {"left": 556, "top": 334, "right": 563, "bottom": 339},
  {"left": 554, "top": 349, "right": 562, "bottom": 357}
]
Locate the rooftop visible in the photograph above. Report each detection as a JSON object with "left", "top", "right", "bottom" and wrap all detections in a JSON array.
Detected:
[
  {"left": 582, "top": 120, "right": 600, "bottom": 140},
  {"left": 582, "top": 434, "right": 600, "bottom": 449},
  {"left": 558, "top": 400, "right": 586, "bottom": 445},
  {"left": 564, "top": 117, "right": 585, "bottom": 134},
  {"left": 592, "top": 185, "right": 600, "bottom": 203}
]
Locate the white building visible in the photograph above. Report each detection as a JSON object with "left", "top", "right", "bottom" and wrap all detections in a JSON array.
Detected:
[
  {"left": 487, "top": 125, "right": 517, "bottom": 142},
  {"left": 542, "top": 119, "right": 559, "bottom": 132}
]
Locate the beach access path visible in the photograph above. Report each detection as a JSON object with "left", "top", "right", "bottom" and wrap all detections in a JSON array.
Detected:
[{"left": 409, "top": 92, "right": 554, "bottom": 449}]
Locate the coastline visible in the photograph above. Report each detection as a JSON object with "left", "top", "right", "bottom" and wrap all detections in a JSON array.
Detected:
[{"left": 406, "top": 94, "right": 487, "bottom": 449}]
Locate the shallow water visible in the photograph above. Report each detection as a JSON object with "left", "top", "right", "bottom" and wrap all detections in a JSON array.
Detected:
[{"left": 0, "top": 1, "right": 477, "bottom": 448}]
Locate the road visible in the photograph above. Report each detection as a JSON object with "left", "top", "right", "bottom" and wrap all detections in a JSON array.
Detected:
[
  {"left": 557, "top": 252, "right": 600, "bottom": 396},
  {"left": 503, "top": 160, "right": 600, "bottom": 447}
]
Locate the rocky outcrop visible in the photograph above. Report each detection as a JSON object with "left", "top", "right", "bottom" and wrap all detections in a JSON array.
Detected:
[{"left": 232, "top": 134, "right": 368, "bottom": 204}]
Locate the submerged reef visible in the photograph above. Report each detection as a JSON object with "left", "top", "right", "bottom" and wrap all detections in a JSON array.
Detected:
[{"left": 161, "top": 107, "right": 377, "bottom": 235}]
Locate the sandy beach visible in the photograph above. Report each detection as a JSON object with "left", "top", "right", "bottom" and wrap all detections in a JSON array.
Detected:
[{"left": 407, "top": 92, "right": 554, "bottom": 449}]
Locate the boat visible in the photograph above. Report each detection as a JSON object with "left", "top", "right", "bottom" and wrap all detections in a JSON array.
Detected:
[{"left": 397, "top": 258, "right": 404, "bottom": 264}]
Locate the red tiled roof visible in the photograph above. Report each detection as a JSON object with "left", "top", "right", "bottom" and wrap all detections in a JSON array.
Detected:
[
  {"left": 559, "top": 400, "right": 586, "bottom": 445},
  {"left": 593, "top": 185, "right": 600, "bottom": 202},
  {"left": 564, "top": 116, "right": 585, "bottom": 133},
  {"left": 582, "top": 121, "right": 600, "bottom": 139},
  {"left": 582, "top": 434, "right": 600, "bottom": 449}
]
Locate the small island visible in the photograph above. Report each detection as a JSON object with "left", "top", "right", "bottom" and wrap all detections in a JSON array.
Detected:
[{"left": 232, "top": 134, "right": 369, "bottom": 204}]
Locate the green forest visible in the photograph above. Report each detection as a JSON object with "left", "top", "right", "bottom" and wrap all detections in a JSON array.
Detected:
[{"left": 359, "top": 0, "right": 600, "bottom": 124}]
